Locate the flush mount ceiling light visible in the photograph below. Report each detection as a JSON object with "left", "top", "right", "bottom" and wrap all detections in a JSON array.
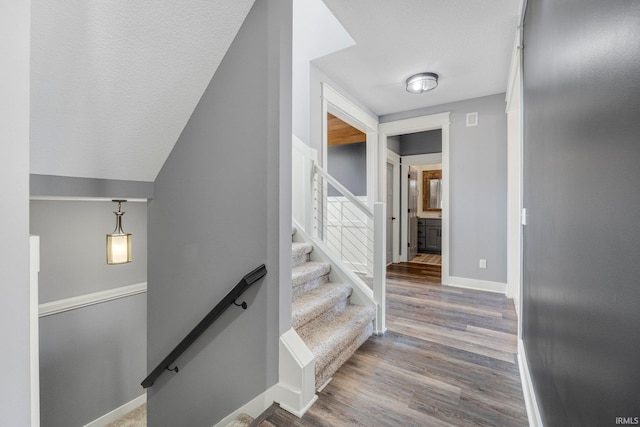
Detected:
[
  {"left": 406, "top": 72, "right": 439, "bottom": 94},
  {"left": 106, "top": 200, "right": 132, "bottom": 265}
]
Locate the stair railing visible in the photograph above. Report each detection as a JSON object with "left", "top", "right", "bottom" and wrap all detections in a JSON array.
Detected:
[
  {"left": 141, "top": 264, "right": 267, "bottom": 388},
  {"left": 292, "top": 135, "right": 386, "bottom": 333},
  {"left": 310, "top": 161, "right": 386, "bottom": 334}
]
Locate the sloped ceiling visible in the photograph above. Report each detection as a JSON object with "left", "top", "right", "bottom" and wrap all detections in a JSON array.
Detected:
[
  {"left": 30, "top": 0, "right": 255, "bottom": 182},
  {"left": 316, "top": 0, "right": 521, "bottom": 116},
  {"left": 30, "top": 0, "right": 520, "bottom": 182}
]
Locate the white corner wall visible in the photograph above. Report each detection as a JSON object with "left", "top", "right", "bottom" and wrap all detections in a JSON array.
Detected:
[{"left": 0, "top": 2, "right": 32, "bottom": 426}]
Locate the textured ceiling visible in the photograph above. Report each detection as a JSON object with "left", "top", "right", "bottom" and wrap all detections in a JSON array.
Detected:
[
  {"left": 30, "top": 0, "right": 255, "bottom": 182},
  {"left": 30, "top": 0, "right": 519, "bottom": 182},
  {"left": 316, "top": 0, "right": 521, "bottom": 116}
]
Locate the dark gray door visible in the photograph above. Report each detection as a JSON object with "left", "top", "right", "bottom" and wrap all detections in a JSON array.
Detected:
[
  {"left": 408, "top": 166, "right": 418, "bottom": 261},
  {"left": 386, "top": 162, "right": 394, "bottom": 264}
]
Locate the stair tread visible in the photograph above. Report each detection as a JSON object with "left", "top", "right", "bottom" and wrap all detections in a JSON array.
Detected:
[
  {"left": 297, "top": 305, "right": 375, "bottom": 373},
  {"left": 291, "top": 261, "right": 331, "bottom": 287},
  {"left": 225, "top": 413, "right": 253, "bottom": 427},
  {"left": 292, "top": 282, "right": 352, "bottom": 329},
  {"left": 291, "top": 241, "right": 313, "bottom": 256},
  {"left": 291, "top": 242, "right": 314, "bottom": 267}
]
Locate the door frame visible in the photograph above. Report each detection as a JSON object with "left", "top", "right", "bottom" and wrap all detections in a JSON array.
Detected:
[
  {"left": 399, "top": 153, "right": 443, "bottom": 263},
  {"left": 320, "top": 83, "right": 379, "bottom": 204},
  {"left": 379, "top": 112, "right": 451, "bottom": 285},
  {"left": 506, "top": 21, "right": 524, "bottom": 336},
  {"left": 386, "top": 150, "right": 400, "bottom": 263}
]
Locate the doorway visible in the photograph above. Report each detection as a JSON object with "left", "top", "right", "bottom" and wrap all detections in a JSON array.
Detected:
[
  {"left": 379, "top": 112, "right": 451, "bottom": 285},
  {"left": 407, "top": 166, "right": 418, "bottom": 261},
  {"left": 405, "top": 161, "right": 443, "bottom": 269},
  {"left": 386, "top": 161, "right": 394, "bottom": 265}
]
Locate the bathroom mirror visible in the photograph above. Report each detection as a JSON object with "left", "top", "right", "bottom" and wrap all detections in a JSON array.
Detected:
[{"left": 422, "top": 170, "right": 442, "bottom": 211}]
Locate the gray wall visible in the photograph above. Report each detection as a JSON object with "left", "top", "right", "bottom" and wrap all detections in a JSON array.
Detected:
[
  {"left": 147, "top": 0, "right": 292, "bottom": 425},
  {"left": 399, "top": 129, "right": 442, "bottom": 156},
  {"left": 30, "top": 200, "right": 147, "bottom": 426},
  {"left": 387, "top": 135, "right": 400, "bottom": 155},
  {"left": 522, "top": 1, "right": 640, "bottom": 425},
  {"left": 39, "top": 294, "right": 146, "bottom": 427},
  {"left": 382, "top": 93, "right": 508, "bottom": 283},
  {"left": 31, "top": 174, "right": 154, "bottom": 199},
  {"left": 327, "top": 142, "right": 367, "bottom": 197},
  {"left": 0, "top": 2, "right": 31, "bottom": 424},
  {"left": 31, "top": 200, "right": 147, "bottom": 303}
]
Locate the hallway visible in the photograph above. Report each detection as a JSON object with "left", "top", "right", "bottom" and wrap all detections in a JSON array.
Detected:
[{"left": 260, "top": 263, "right": 527, "bottom": 426}]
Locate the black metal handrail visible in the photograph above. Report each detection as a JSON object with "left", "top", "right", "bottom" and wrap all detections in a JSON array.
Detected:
[{"left": 141, "top": 264, "right": 267, "bottom": 388}]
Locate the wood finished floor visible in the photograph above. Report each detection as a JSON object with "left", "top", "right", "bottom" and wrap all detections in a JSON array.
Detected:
[{"left": 259, "top": 263, "right": 527, "bottom": 427}]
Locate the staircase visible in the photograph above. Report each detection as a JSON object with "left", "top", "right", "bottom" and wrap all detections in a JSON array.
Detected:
[{"left": 290, "top": 228, "right": 375, "bottom": 389}]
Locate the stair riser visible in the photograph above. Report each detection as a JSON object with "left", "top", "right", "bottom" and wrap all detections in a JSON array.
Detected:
[
  {"left": 291, "top": 252, "right": 310, "bottom": 268},
  {"left": 315, "top": 321, "right": 374, "bottom": 389},
  {"left": 292, "top": 295, "right": 350, "bottom": 330},
  {"left": 292, "top": 274, "right": 329, "bottom": 299}
]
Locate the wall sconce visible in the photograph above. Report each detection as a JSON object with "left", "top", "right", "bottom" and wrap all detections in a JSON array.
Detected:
[{"left": 106, "top": 200, "right": 132, "bottom": 265}]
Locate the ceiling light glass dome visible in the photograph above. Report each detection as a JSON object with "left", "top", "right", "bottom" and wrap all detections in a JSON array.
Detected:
[{"left": 406, "top": 72, "right": 439, "bottom": 94}]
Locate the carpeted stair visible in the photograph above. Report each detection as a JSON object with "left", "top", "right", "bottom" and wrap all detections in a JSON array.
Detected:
[
  {"left": 225, "top": 413, "right": 275, "bottom": 427},
  {"left": 291, "top": 228, "right": 375, "bottom": 389}
]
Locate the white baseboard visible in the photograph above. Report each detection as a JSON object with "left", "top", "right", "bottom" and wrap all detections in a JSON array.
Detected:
[
  {"left": 518, "top": 339, "right": 544, "bottom": 427},
  {"left": 274, "top": 384, "right": 318, "bottom": 418},
  {"left": 213, "top": 385, "right": 280, "bottom": 427},
  {"left": 446, "top": 276, "right": 507, "bottom": 294},
  {"left": 84, "top": 394, "right": 146, "bottom": 427},
  {"left": 214, "top": 328, "right": 319, "bottom": 426}
]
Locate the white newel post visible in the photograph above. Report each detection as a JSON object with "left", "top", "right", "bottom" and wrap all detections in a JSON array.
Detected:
[{"left": 373, "top": 202, "right": 386, "bottom": 334}]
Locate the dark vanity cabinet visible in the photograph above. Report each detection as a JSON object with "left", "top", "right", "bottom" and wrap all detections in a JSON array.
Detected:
[{"left": 418, "top": 218, "right": 442, "bottom": 254}]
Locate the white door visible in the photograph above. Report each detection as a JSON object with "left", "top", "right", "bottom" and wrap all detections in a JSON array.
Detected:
[
  {"left": 408, "top": 167, "right": 418, "bottom": 261},
  {"left": 386, "top": 162, "right": 394, "bottom": 264}
]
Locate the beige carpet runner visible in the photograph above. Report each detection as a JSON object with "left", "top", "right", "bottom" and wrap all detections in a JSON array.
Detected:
[{"left": 291, "top": 228, "right": 375, "bottom": 389}]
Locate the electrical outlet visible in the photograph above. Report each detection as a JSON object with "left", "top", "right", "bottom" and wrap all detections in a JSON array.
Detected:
[{"left": 479, "top": 259, "right": 487, "bottom": 269}]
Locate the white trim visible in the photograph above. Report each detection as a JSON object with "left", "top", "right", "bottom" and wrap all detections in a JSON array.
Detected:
[
  {"left": 518, "top": 339, "right": 544, "bottom": 427},
  {"left": 446, "top": 276, "right": 507, "bottom": 294},
  {"left": 505, "top": 6, "right": 525, "bottom": 339},
  {"left": 275, "top": 328, "right": 317, "bottom": 417},
  {"left": 379, "top": 112, "right": 450, "bottom": 136},
  {"left": 215, "top": 328, "right": 319, "bottom": 426},
  {"left": 386, "top": 149, "right": 400, "bottom": 164},
  {"left": 213, "top": 385, "right": 279, "bottom": 427},
  {"left": 39, "top": 282, "right": 147, "bottom": 317},
  {"left": 321, "top": 83, "right": 378, "bottom": 132},
  {"left": 213, "top": 381, "right": 317, "bottom": 427},
  {"left": 379, "top": 112, "right": 450, "bottom": 287},
  {"left": 83, "top": 394, "right": 146, "bottom": 427},
  {"left": 30, "top": 196, "right": 148, "bottom": 202},
  {"left": 320, "top": 82, "right": 379, "bottom": 205},
  {"left": 505, "top": 28, "right": 522, "bottom": 113},
  {"left": 386, "top": 150, "right": 400, "bottom": 263},
  {"left": 29, "top": 236, "right": 40, "bottom": 427},
  {"left": 402, "top": 153, "right": 442, "bottom": 165}
]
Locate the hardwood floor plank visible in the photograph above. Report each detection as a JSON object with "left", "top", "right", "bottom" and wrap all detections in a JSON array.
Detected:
[{"left": 261, "top": 263, "right": 527, "bottom": 426}]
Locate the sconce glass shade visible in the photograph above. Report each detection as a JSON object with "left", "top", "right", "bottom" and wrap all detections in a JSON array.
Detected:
[
  {"left": 406, "top": 72, "right": 439, "bottom": 94},
  {"left": 107, "top": 233, "right": 132, "bottom": 264},
  {"left": 107, "top": 200, "right": 132, "bottom": 265}
]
